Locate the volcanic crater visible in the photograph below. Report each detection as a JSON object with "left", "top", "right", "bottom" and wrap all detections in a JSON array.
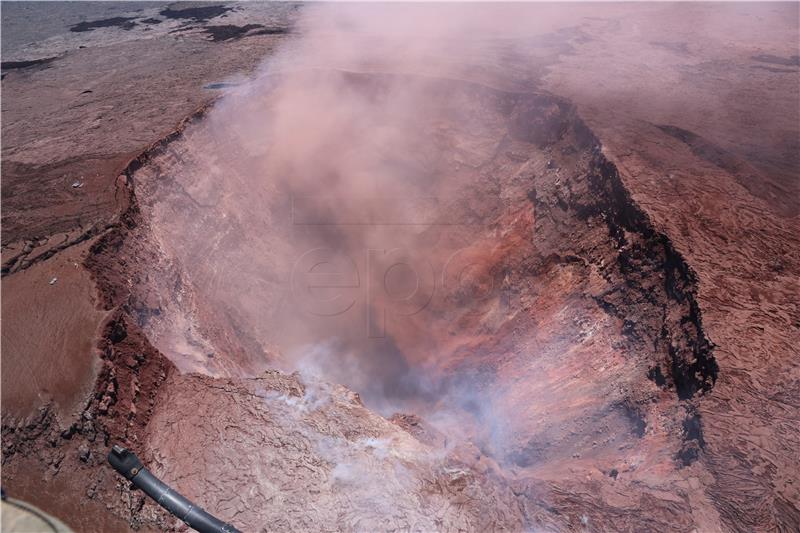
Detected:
[{"left": 44, "top": 70, "right": 722, "bottom": 531}]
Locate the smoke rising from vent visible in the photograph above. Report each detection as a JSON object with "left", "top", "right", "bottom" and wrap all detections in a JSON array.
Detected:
[
  {"left": 135, "top": 2, "right": 552, "bottom": 458},
  {"left": 137, "top": 2, "right": 671, "bottom": 465}
]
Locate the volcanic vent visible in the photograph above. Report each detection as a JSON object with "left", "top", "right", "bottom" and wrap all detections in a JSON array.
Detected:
[{"left": 91, "top": 67, "right": 721, "bottom": 530}]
